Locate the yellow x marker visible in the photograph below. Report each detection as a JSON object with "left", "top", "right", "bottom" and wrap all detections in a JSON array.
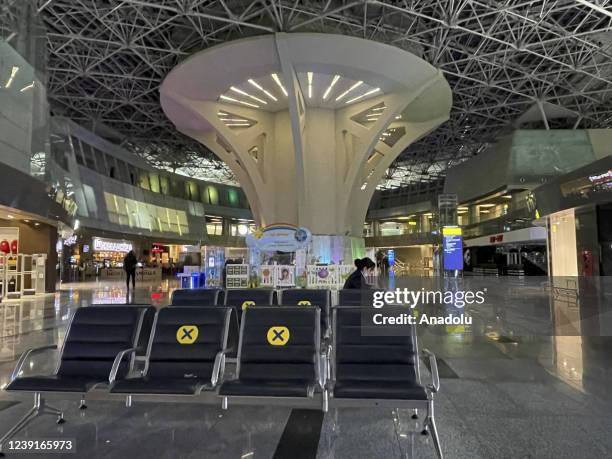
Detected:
[
  {"left": 242, "top": 300, "right": 255, "bottom": 311},
  {"left": 176, "top": 325, "right": 199, "bottom": 344},
  {"left": 267, "top": 326, "right": 290, "bottom": 346}
]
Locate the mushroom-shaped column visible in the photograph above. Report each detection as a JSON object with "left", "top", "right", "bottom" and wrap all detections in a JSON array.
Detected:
[{"left": 161, "top": 33, "right": 451, "bottom": 240}]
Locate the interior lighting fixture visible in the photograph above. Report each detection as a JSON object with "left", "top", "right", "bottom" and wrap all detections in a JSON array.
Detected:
[
  {"left": 458, "top": 206, "right": 469, "bottom": 211},
  {"left": 479, "top": 203, "right": 496, "bottom": 208},
  {"left": 323, "top": 75, "right": 340, "bottom": 100},
  {"left": 395, "top": 115, "right": 402, "bottom": 119},
  {"left": 335, "top": 81, "right": 363, "bottom": 101},
  {"left": 371, "top": 106, "right": 385, "bottom": 111},
  {"left": 248, "top": 79, "right": 278, "bottom": 101},
  {"left": 307, "top": 72, "right": 313, "bottom": 99},
  {"left": 225, "top": 123, "right": 251, "bottom": 127},
  {"left": 271, "top": 73, "right": 288, "bottom": 97},
  {"left": 230, "top": 86, "right": 266, "bottom": 104},
  {"left": 219, "top": 94, "right": 259, "bottom": 108},
  {"left": 20, "top": 81, "right": 34, "bottom": 92},
  {"left": 5, "top": 66, "right": 18, "bottom": 88},
  {"left": 346, "top": 87, "right": 381, "bottom": 104},
  {"left": 220, "top": 118, "right": 251, "bottom": 123}
]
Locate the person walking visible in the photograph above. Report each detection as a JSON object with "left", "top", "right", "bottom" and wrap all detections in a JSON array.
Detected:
[{"left": 123, "top": 250, "right": 137, "bottom": 291}]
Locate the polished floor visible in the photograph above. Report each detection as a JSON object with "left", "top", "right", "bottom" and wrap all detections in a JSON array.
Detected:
[{"left": 0, "top": 278, "right": 610, "bottom": 458}]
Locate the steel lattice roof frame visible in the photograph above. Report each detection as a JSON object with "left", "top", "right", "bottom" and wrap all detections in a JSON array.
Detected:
[{"left": 3, "top": 0, "right": 612, "bottom": 189}]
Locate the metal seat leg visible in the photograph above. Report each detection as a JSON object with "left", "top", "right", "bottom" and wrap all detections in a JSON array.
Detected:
[
  {"left": 422, "top": 399, "right": 443, "bottom": 459},
  {"left": 0, "top": 393, "right": 65, "bottom": 454}
]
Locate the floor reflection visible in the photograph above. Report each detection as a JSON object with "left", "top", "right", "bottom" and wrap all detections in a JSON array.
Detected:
[{"left": 0, "top": 277, "right": 608, "bottom": 457}]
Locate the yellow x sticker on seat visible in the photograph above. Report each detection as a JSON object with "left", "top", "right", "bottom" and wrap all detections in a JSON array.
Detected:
[
  {"left": 176, "top": 325, "right": 199, "bottom": 344},
  {"left": 242, "top": 300, "right": 255, "bottom": 310},
  {"left": 267, "top": 326, "right": 290, "bottom": 346},
  {"left": 297, "top": 300, "right": 311, "bottom": 306}
]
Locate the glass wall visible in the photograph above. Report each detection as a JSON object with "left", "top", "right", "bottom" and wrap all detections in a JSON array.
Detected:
[{"left": 0, "top": 40, "right": 48, "bottom": 177}]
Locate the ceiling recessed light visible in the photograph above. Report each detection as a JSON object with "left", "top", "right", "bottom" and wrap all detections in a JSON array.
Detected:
[
  {"left": 230, "top": 86, "right": 267, "bottom": 105},
  {"left": 323, "top": 75, "right": 340, "bottom": 100},
  {"left": 219, "top": 94, "right": 259, "bottom": 108},
  {"left": 335, "top": 80, "right": 363, "bottom": 102},
  {"left": 247, "top": 79, "right": 278, "bottom": 102},
  {"left": 271, "top": 73, "right": 288, "bottom": 97},
  {"left": 5, "top": 66, "right": 18, "bottom": 88},
  {"left": 307, "top": 72, "right": 313, "bottom": 99},
  {"left": 346, "top": 87, "right": 380, "bottom": 104},
  {"left": 7, "top": 214, "right": 14, "bottom": 219}
]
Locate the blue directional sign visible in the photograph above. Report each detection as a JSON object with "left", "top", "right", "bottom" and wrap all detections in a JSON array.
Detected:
[{"left": 442, "top": 227, "right": 463, "bottom": 271}]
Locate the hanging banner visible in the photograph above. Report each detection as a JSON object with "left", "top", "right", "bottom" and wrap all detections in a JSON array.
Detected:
[{"left": 246, "top": 224, "right": 312, "bottom": 253}]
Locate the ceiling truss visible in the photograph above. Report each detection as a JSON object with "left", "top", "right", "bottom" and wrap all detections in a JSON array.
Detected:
[{"left": 1, "top": 0, "right": 611, "bottom": 190}]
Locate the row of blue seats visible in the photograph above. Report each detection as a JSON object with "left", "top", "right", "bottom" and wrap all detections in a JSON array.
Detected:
[{"left": 1, "top": 302, "right": 442, "bottom": 458}]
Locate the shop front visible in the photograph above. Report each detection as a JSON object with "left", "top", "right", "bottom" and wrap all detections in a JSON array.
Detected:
[{"left": 464, "top": 226, "right": 547, "bottom": 276}]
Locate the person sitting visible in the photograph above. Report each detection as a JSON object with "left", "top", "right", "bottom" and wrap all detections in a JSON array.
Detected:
[{"left": 343, "top": 257, "right": 376, "bottom": 289}]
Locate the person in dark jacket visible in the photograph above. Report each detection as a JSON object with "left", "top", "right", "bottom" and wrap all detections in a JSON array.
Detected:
[
  {"left": 343, "top": 257, "right": 376, "bottom": 289},
  {"left": 123, "top": 250, "right": 138, "bottom": 290}
]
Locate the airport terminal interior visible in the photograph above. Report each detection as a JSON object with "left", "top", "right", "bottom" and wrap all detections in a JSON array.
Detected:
[{"left": 0, "top": 1, "right": 611, "bottom": 458}]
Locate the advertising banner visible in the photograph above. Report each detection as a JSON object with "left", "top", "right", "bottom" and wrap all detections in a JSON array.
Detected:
[{"left": 246, "top": 224, "right": 311, "bottom": 253}]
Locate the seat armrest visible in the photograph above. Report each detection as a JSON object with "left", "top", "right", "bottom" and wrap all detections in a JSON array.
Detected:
[
  {"left": 320, "top": 343, "right": 332, "bottom": 388},
  {"left": 109, "top": 348, "right": 138, "bottom": 384},
  {"left": 211, "top": 348, "right": 233, "bottom": 387},
  {"left": 422, "top": 348, "right": 440, "bottom": 393},
  {"left": 10, "top": 345, "right": 58, "bottom": 383}
]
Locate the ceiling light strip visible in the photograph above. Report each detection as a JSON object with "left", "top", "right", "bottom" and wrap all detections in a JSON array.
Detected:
[
  {"left": 307, "top": 72, "right": 313, "bottom": 99},
  {"left": 271, "top": 73, "right": 288, "bottom": 97},
  {"left": 5, "top": 66, "right": 18, "bottom": 88},
  {"left": 230, "top": 86, "right": 267, "bottom": 104},
  {"left": 323, "top": 75, "right": 340, "bottom": 100},
  {"left": 248, "top": 79, "right": 278, "bottom": 101},
  {"left": 335, "top": 80, "right": 363, "bottom": 101},
  {"left": 345, "top": 87, "right": 380, "bottom": 104},
  {"left": 219, "top": 94, "right": 259, "bottom": 108}
]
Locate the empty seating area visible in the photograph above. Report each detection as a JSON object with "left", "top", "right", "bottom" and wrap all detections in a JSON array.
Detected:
[{"left": 1, "top": 288, "right": 443, "bottom": 458}]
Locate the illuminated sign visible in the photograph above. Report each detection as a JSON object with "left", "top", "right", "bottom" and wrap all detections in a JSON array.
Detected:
[
  {"left": 63, "top": 235, "right": 78, "bottom": 246},
  {"left": 387, "top": 249, "right": 395, "bottom": 267},
  {"left": 443, "top": 226, "right": 463, "bottom": 271},
  {"left": 588, "top": 170, "right": 612, "bottom": 184},
  {"left": 93, "top": 237, "right": 133, "bottom": 253}
]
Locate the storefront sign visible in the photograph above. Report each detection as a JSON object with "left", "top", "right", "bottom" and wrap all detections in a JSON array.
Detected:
[
  {"left": 93, "top": 237, "right": 133, "bottom": 253},
  {"left": 63, "top": 235, "right": 78, "bottom": 246},
  {"left": 442, "top": 226, "right": 463, "bottom": 271},
  {"left": 246, "top": 224, "right": 311, "bottom": 253}
]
